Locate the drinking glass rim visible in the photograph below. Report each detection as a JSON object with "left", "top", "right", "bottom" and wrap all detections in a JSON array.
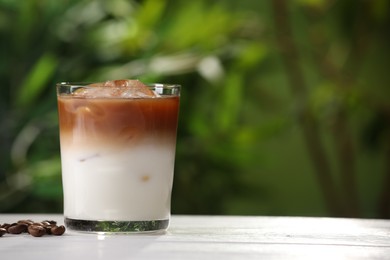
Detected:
[
  {"left": 56, "top": 82, "right": 181, "bottom": 89},
  {"left": 56, "top": 82, "right": 181, "bottom": 97}
]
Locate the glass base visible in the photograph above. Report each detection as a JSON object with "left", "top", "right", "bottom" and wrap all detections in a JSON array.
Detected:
[{"left": 65, "top": 217, "right": 169, "bottom": 233}]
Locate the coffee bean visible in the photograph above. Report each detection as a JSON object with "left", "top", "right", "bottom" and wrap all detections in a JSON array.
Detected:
[
  {"left": 5, "top": 223, "right": 18, "bottom": 233},
  {"left": 27, "top": 223, "right": 44, "bottom": 235},
  {"left": 18, "top": 220, "right": 34, "bottom": 226},
  {"left": 51, "top": 225, "right": 66, "bottom": 236},
  {"left": 8, "top": 223, "right": 17, "bottom": 229},
  {"left": 8, "top": 223, "right": 28, "bottom": 234},
  {"left": 28, "top": 225, "right": 46, "bottom": 237},
  {"left": 43, "top": 220, "right": 57, "bottom": 225},
  {"left": 31, "top": 222, "right": 44, "bottom": 227},
  {"left": 41, "top": 221, "right": 51, "bottom": 227},
  {"left": 44, "top": 224, "right": 56, "bottom": 235},
  {"left": 1, "top": 219, "right": 65, "bottom": 237},
  {"left": 0, "top": 223, "right": 11, "bottom": 230},
  {"left": 0, "top": 228, "right": 6, "bottom": 237}
]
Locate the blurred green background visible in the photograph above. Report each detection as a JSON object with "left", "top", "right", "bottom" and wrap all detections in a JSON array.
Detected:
[{"left": 0, "top": 0, "right": 389, "bottom": 218}]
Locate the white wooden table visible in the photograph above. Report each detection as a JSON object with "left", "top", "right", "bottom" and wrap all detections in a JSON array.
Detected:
[{"left": 1, "top": 214, "right": 390, "bottom": 259}]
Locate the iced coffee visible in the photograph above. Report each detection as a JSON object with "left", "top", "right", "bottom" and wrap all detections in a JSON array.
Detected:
[{"left": 57, "top": 80, "right": 180, "bottom": 233}]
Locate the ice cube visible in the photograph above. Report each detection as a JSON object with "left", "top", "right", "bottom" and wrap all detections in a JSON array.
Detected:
[
  {"left": 120, "top": 88, "right": 160, "bottom": 98},
  {"left": 74, "top": 79, "right": 159, "bottom": 98},
  {"left": 73, "top": 87, "right": 111, "bottom": 98}
]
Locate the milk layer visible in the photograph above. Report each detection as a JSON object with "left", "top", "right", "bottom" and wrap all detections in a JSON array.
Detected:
[{"left": 61, "top": 141, "right": 175, "bottom": 221}]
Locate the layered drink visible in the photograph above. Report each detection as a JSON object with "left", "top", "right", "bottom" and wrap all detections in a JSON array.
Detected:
[{"left": 57, "top": 80, "right": 180, "bottom": 233}]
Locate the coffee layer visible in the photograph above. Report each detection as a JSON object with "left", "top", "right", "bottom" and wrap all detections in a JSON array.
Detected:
[{"left": 57, "top": 96, "right": 179, "bottom": 147}]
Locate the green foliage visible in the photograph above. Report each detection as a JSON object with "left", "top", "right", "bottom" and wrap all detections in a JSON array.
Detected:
[
  {"left": 16, "top": 53, "right": 58, "bottom": 108},
  {"left": 0, "top": 0, "right": 389, "bottom": 218}
]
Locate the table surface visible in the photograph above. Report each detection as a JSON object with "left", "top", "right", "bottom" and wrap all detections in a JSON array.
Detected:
[{"left": 1, "top": 214, "right": 390, "bottom": 259}]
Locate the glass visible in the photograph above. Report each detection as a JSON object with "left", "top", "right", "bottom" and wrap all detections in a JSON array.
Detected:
[{"left": 56, "top": 82, "right": 180, "bottom": 233}]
